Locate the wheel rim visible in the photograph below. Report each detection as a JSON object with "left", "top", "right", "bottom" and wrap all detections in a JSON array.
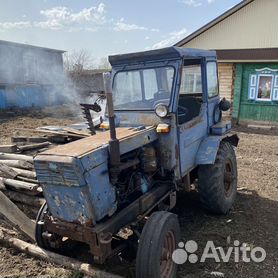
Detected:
[
  {"left": 160, "top": 230, "right": 176, "bottom": 278},
  {"left": 224, "top": 159, "right": 234, "bottom": 197},
  {"left": 36, "top": 203, "right": 63, "bottom": 250}
]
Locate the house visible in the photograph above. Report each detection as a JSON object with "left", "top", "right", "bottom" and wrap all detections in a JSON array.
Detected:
[
  {"left": 0, "top": 40, "right": 65, "bottom": 109},
  {"left": 175, "top": 0, "right": 278, "bottom": 124}
]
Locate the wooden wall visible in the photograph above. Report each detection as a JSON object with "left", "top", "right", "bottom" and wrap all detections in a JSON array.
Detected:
[
  {"left": 218, "top": 63, "right": 234, "bottom": 117},
  {"left": 233, "top": 63, "right": 278, "bottom": 123}
]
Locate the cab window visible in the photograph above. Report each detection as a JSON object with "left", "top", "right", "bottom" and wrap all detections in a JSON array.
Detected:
[
  {"left": 207, "top": 62, "right": 219, "bottom": 98},
  {"left": 180, "top": 65, "right": 202, "bottom": 95},
  {"left": 178, "top": 62, "right": 203, "bottom": 125}
]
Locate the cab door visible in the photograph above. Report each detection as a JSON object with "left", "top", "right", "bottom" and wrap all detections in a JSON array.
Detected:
[{"left": 177, "top": 60, "right": 207, "bottom": 177}]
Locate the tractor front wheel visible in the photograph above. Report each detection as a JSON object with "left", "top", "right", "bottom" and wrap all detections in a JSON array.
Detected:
[
  {"left": 35, "top": 202, "right": 63, "bottom": 251},
  {"left": 198, "top": 141, "right": 237, "bottom": 214},
  {"left": 136, "top": 211, "right": 180, "bottom": 278}
]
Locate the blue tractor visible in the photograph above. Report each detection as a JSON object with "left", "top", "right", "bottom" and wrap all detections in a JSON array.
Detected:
[{"left": 34, "top": 47, "right": 239, "bottom": 278}]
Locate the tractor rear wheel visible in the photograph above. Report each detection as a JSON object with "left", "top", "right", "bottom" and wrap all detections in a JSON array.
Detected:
[
  {"left": 198, "top": 141, "right": 237, "bottom": 214},
  {"left": 136, "top": 211, "right": 180, "bottom": 278}
]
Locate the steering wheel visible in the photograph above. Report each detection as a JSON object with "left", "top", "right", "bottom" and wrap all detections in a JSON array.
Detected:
[{"left": 178, "top": 105, "right": 188, "bottom": 117}]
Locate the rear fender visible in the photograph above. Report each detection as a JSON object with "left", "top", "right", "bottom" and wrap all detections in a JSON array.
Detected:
[{"left": 196, "top": 134, "right": 239, "bottom": 165}]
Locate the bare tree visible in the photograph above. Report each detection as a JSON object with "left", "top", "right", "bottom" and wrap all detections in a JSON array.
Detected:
[
  {"left": 63, "top": 49, "right": 95, "bottom": 73},
  {"left": 98, "top": 57, "right": 111, "bottom": 70},
  {"left": 63, "top": 50, "right": 108, "bottom": 101}
]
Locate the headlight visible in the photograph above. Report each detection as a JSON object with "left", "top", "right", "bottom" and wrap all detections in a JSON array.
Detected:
[{"left": 155, "top": 104, "right": 168, "bottom": 118}]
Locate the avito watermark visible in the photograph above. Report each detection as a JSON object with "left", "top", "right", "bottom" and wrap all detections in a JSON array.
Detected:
[{"left": 172, "top": 240, "right": 266, "bottom": 264}]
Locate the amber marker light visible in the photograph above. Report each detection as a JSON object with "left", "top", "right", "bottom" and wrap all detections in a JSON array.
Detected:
[
  {"left": 100, "top": 122, "right": 110, "bottom": 129},
  {"left": 156, "top": 124, "right": 170, "bottom": 133}
]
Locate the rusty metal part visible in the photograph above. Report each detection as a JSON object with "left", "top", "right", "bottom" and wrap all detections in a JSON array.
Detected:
[
  {"left": 44, "top": 214, "right": 112, "bottom": 264},
  {"left": 118, "top": 158, "right": 140, "bottom": 171},
  {"left": 181, "top": 174, "right": 191, "bottom": 191},
  {"left": 39, "top": 127, "right": 156, "bottom": 157},
  {"left": 44, "top": 184, "right": 171, "bottom": 263},
  {"left": 80, "top": 103, "right": 100, "bottom": 135},
  {"left": 93, "top": 184, "right": 170, "bottom": 235},
  {"left": 160, "top": 230, "right": 175, "bottom": 277},
  {"left": 103, "top": 72, "right": 120, "bottom": 184},
  {"left": 141, "top": 146, "right": 157, "bottom": 173}
]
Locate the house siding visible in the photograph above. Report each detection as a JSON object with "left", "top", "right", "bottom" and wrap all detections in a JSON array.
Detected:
[
  {"left": 233, "top": 63, "right": 278, "bottom": 123},
  {"left": 182, "top": 0, "right": 278, "bottom": 50}
]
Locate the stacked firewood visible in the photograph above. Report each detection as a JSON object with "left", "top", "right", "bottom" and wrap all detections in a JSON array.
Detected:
[
  {"left": 0, "top": 152, "right": 45, "bottom": 212},
  {"left": 0, "top": 125, "right": 92, "bottom": 215}
]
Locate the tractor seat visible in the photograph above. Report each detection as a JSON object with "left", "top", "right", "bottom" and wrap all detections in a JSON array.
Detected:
[{"left": 178, "top": 96, "right": 202, "bottom": 124}]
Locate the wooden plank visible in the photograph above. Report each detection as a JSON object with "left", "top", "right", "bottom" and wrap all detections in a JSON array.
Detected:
[
  {"left": 17, "top": 142, "right": 51, "bottom": 152},
  {"left": 39, "top": 127, "right": 155, "bottom": 157},
  {"left": 16, "top": 176, "right": 39, "bottom": 184},
  {"left": 61, "top": 127, "right": 90, "bottom": 137},
  {"left": 0, "top": 153, "right": 33, "bottom": 163},
  {"left": 0, "top": 191, "right": 36, "bottom": 241},
  {"left": 0, "top": 179, "right": 5, "bottom": 190},
  {"left": 11, "top": 167, "right": 36, "bottom": 179},
  {"left": 2, "top": 190, "right": 44, "bottom": 207},
  {"left": 12, "top": 136, "right": 49, "bottom": 144},
  {"left": 0, "top": 177, "right": 39, "bottom": 194},
  {"left": 15, "top": 128, "right": 86, "bottom": 138},
  {"left": 0, "top": 145, "right": 18, "bottom": 153},
  {"left": 0, "top": 159, "right": 34, "bottom": 170},
  {"left": 0, "top": 163, "right": 19, "bottom": 179},
  {"left": 0, "top": 232, "right": 124, "bottom": 278}
]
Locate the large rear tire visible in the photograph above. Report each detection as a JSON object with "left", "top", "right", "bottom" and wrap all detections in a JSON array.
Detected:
[
  {"left": 136, "top": 211, "right": 180, "bottom": 278},
  {"left": 198, "top": 141, "right": 237, "bottom": 214}
]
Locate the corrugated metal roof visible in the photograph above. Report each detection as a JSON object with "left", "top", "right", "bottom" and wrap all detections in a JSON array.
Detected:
[{"left": 0, "top": 39, "right": 65, "bottom": 53}]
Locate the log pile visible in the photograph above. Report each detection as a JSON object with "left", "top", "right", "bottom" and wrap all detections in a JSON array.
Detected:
[
  {"left": 0, "top": 152, "right": 43, "bottom": 212},
  {"left": 0, "top": 124, "right": 91, "bottom": 212},
  {"left": 14, "top": 125, "right": 91, "bottom": 144},
  {"left": 0, "top": 229, "right": 124, "bottom": 278}
]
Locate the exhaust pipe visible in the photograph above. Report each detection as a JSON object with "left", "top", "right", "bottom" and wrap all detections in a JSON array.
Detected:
[{"left": 103, "top": 73, "right": 120, "bottom": 182}]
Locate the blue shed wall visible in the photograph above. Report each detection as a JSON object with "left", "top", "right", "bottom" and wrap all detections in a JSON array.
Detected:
[
  {"left": 0, "top": 89, "right": 7, "bottom": 108},
  {"left": 0, "top": 85, "right": 65, "bottom": 109},
  {"left": 0, "top": 40, "right": 65, "bottom": 109}
]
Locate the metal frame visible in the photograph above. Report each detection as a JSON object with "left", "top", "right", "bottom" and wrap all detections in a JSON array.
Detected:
[{"left": 44, "top": 184, "right": 172, "bottom": 263}]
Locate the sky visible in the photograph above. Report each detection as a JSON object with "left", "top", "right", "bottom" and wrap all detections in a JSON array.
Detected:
[{"left": 0, "top": 0, "right": 242, "bottom": 63}]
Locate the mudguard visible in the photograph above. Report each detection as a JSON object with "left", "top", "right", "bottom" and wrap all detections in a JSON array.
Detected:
[{"left": 196, "top": 134, "right": 239, "bottom": 165}]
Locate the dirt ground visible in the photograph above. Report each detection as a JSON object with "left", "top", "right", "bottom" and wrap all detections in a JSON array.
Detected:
[{"left": 0, "top": 110, "right": 277, "bottom": 278}]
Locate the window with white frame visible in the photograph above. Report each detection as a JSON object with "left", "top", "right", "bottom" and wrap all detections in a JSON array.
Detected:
[{"left": 248, "top": 68, "right": 278, "bottom": 101}]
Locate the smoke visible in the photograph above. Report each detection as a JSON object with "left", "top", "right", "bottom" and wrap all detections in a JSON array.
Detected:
[
  {"left": 0, "top": 42, "right": 111, "bottom": 122},
  {"left": 0, "top": 43, "right": 75, "bottom": 118}
]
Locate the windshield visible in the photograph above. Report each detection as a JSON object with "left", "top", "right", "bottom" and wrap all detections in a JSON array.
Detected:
[{"left": 113, "top": 66, "right": 175, "bottom": 110}]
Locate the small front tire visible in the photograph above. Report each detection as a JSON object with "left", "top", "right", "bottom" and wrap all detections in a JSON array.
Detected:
[
  {"left": 136, "top": 211, "right": 180, "bottom": 278},
  {"left": 35, "top": 202, "right": 63, "bottom": 251}
]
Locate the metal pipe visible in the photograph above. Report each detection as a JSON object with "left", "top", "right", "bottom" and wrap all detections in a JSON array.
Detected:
[{"left": 102, "top": 72, "right": 121, "bottom": 169}]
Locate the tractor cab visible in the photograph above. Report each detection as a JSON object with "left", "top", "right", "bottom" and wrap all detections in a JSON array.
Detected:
[
  {"left": 107, "top": 47, "right": 232, "bottom": 178},
  {"left": 108, "top": 47, "right": 225, "bottom": 126}
]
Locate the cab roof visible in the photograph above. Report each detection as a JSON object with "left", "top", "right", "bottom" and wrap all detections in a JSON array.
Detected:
[{"left": 109, "top": 46, "right": 216, "bottom": 66}]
